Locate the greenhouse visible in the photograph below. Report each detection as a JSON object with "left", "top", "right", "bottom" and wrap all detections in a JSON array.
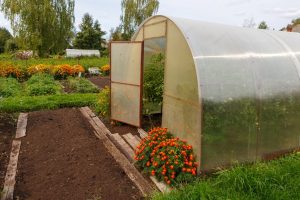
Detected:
[{"left": 110, "top": 15, "right": 300, "bottom": 171}]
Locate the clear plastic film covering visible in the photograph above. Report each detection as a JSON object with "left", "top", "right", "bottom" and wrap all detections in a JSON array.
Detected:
[
  {"left": 171, "top": 17, "right": 300, "bottom": 170},
  {"left": 110, "top": 42, "right": 143, "bottom": 127}
]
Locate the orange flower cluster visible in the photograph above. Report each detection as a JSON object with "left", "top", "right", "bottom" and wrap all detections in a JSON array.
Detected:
[
  {"left": 0, "top": 63, "right": 23, "bottom": 79},
  {"left": 27, "top": 64, "right": 52, "bottom": 75},
  {"left": 101, "top": 64, "right": 110, "bottom": 75},
  {"left": 53, "top": 64, "right": 85, "bottom": 79},
  {"left": 135, "top": 127, "right": 197, "bottom": 186}
]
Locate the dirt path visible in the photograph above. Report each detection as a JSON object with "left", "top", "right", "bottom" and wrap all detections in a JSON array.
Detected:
[{"left": 14, "top": 108, "right": 142, "bottom": 200}]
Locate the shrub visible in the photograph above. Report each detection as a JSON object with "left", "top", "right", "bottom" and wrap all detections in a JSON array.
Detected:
[
  {"left": 0, "top": 77, "right": 22, "bottom": 97},
  {"left": 0, "top": 63, "right": 23, "bottom": 79},
  {"left": 25, "top": 74, "right": 61, "bottom": 96},
  {"left": 143, "top": 53, "right": 164, "bottom": 103},
  {"left": 135, "top": 128, "right": 197, "bottom": 186},
  {"left": 53, "top": 64, "right": 85, "bottom": 79},
  {"left": 95, "top": 86, "right": 110, "bottom": 118},
  {"left": 100, "top": 64, "right": 110, "bottom": 76},
  {"left": 27, "top": 64, "right": 53, "bottom": 75},
  {"left": 68, "top": 77, "right": 99, "bottom": 93}
]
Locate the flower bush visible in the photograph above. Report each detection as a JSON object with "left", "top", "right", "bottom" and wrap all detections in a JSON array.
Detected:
[
  {"left": 101, "top": 64, "right": 110, "bottom": 76},
  {"left": 53, "top": 64, "right": 85, "bottom": 79},
  {"left": 135, "top": 128, "right": 198, "bottom": 186},
  {"left": 0, "top": 63, "right": 23, "bottom": 79},
  {"left": 94, "top": 86, "right": 110, "bottom": 118},
  {"left": 27, "top": 64, "right": 52, "bottom": 75}
]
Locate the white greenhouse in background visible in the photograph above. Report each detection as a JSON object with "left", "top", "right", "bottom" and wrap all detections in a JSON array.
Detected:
[{"left": 66, "top": 49, "right": 100, "bottom": 57}]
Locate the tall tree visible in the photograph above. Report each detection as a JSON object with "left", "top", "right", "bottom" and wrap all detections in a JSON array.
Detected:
[
  {"left": 258, "top": 21, "right": 268, "bottom": 29},
  {"left": 292, "top": 18, "right": 300, "bottom": 26},
  {"left": 0, "top": 27, "right": 12, "bottom": 53},
  {"left": 73, "top": 13, "right": 106, "bottom": 54},
  {"left": 0, "top": 0, "right": 75, "bottom": 56},
  {"left": 120, "top": 0, "right": 159, "bottom": 40}
]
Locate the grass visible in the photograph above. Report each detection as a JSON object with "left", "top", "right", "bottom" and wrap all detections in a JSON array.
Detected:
[
  {"left": 0, "top": 77, "right": 22, "bottom": 97},
  {"left": 25, "top": 74, "right": 62, "bottom": 96},
  {"left": 152, "top": 152, "right": 300, "bottom": 200},
  {"left": 67, "top": 77, "right": 99, "bottom": 93},
  {"left": 0, "top": 55, "right": 109, "bottom": 71},
  {"left": 0, "top": 93, "right": 98, "bottom": 113}
]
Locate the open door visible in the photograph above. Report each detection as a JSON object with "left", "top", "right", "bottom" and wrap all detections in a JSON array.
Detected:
[{"left": 110, "top": 42, "right": 144, "bottom": 127}]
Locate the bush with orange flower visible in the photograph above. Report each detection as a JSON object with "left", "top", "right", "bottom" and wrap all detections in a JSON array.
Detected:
[
  {"left": 53, "top": 64, "right": 85, "bottom": 79},
  {"left": 100, "top": 64, "right": 110, "bottom": 76},
  {"left": 135, "top": 127, "right": 197, "bottom": 186},
  {"left": 27, "top": 64, "right": 52, "bottom": 75},
  {"left": 0, "top": 63, "right": 24, "bottom": 79}
]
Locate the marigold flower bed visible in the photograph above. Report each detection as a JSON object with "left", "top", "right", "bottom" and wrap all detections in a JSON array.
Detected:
[{"left": 135, "top": 128, "right": 198, "bottom": 186}]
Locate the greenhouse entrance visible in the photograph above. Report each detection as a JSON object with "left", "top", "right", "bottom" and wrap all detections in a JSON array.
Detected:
[{"left": 110, "top": 38, "right": 166, "bottom": 128}]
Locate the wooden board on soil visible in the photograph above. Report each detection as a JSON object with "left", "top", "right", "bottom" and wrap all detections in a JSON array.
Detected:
[
  {"left": 0, "top": 114, "right": 16, "bottom": 193},
  {"left": 14, "top": 108, "right": 143, "bottom": 200}
]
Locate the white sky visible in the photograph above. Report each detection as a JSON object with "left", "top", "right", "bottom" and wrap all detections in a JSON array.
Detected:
[{"left": 0, "top": 0, "right": 300, "bottom": 37}]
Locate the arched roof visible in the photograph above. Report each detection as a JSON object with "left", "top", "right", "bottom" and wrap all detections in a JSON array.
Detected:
[{"left": 133, "top": 15, "right": 300, "bottom": 101}]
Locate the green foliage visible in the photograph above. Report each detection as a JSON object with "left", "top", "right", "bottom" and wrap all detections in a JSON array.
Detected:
[
  {"left": 67, "top": 77, "right": 99, "bottom": 93},
  {"left": 0, "top": 93, "right": 97, "bottom": 113},
  {"left": 1, "top": 0, "right": 75, "bottom": 56},
  {"left": 292, "top": 18, "right": 300, "bottom": 26},
  {"left": 258, "top": 21, "right": 268, "bottom": 29},
  {"left": 120, "top": 0, "right": 159, "bottom": 40},
  {"left": 25, "top": 74, "right": 61, "bottom": 96},
  {"left": 0, "top": 56, "right": 109, "bottom": 71},
  {"left": 94, "top": 87, "right": 110, "bottom": 118},
  {"left": 4, "top": 38, "right": 18, "bottom": 53},
  {"left": 152, "top": 152, "right": 300, "bottom": 200},
  {"left": 144, "top": 53, "right": 164, "bottom": 103},
  {"left": 0, "top": 77, "right": 22, "bottom": 97},
  {"left": 73, "top": 13, "right": 106, "bottom": 54},
  {"left": 0, "top": 27, "right": 12, "bottom": 53}
]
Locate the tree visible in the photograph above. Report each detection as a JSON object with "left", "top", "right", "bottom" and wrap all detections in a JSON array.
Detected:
[
  {"left": 1, "top": 0, "right": 75, "bottom": 56},
  {"left": 0, "top": 27, "right": 12, "bottom": 53},
  {"left": 292, "top": 18, "right": 300, "bottom": 26},
  {"left": 258, "top": 21, "right": 268, "bottom": 29},
  {"left": 109, "top": 26, "right": 123, "bottom": 41},
  {"left": 73, "top": 13, "right": 106, "bottom": 54},
  {"left": 120, "top": 0, "right": 159, "bottom": 40}
]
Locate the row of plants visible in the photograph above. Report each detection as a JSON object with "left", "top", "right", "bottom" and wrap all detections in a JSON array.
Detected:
[
  {"left": 25, "top": 74, "right": 62, "bottom": 96},
  {"left": 0, "top": 77, "right": 22, "bottom": 97},
  {"left": 135, "top": 127, "right": 197, "bottom": 186},
  {"left": 0, "top": 62, "right": 111, "bottom": 80},
  {"left": 0, "top": 55, "right": 109, "bottom": 70}
]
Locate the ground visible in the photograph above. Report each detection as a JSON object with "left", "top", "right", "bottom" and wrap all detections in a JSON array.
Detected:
[{"left": 13, "top": 108, "right": 142, "bottom": 200}]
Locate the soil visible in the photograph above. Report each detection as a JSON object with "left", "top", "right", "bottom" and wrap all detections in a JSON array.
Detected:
[
  {"left": 100, "top": 116, "right": 140, "bottom": 136},
  {"left": 88, "top": 76, "right": 110, "bottom": 89},
  {"left": 14, "top": 108, "right": 143, "bottom": 200},
  {"left": 0, "top": 114, "right": 17, "bottom": 190}
]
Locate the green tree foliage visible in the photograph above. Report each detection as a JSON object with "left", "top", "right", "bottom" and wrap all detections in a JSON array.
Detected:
[
  {"left": 73, "top": 13, "right": 106, "bottom": 54},
  {"left": 0, "top": 0, "right": 75, "bottom": 56},
  {"left": 0, "top": 27, "right": 12, "bottom": 53},
  {"left": 109, "top": 26, "right": 123, "bottom": 41},
  {"left": 292, "top": 18, "right": 300, "bottom": 26},
  {"left": 258, "top": 21, "right": 268, "bottom": 29},
  {"left": 4, "top": 38, "right": 18, "bottom": 53},
  {"left": 120, "top": 0, "right": 159, "bottom": 40}
]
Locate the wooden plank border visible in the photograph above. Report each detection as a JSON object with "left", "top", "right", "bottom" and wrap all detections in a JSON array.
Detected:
[
  {"left": 1, "top": 140, "right": 21, "bottom": 200},
  {"left": 79, "top": 107, "right": 154, "bottom": 196},
  {"left": 16, "top": 113, "right": 28, "bottom": 139}
]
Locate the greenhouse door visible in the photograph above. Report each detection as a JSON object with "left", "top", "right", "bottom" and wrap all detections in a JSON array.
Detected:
[{"left": 110, "top": 42, "right": 144, "bottom": 127}]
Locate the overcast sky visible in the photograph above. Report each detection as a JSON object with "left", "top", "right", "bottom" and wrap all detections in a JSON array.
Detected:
[{"left": 1, "top": 0, "right": 300, "bottom": 36}]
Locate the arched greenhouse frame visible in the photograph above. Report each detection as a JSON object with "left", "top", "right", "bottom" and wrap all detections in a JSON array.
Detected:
[{"left": 110, "top": 15, "right": 300, "bottom": 171}]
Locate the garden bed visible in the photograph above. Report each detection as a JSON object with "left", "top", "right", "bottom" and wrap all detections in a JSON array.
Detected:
[
  {"left": 0, "top": 113, "right": 17, "bottom": 190},
  {"left": 88, "top": 76, "right": 110, "bottom": 89},
  {"left": 14, "top": 108, "right": 142, "bottom": 200}
]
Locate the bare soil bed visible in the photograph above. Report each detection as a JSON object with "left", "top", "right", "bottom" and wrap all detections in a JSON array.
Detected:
[
  {"left": 88, "top": 76, "right": 110, "bottom": 89},
  {"left": 14, "top": 108, "right": 142, "bottom": 200},
  {"left": 0, "top": 114, "right": 17, "bottom": 190}
]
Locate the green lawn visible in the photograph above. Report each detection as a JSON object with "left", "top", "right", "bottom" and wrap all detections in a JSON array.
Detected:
[
  {"left": 0, "top": 93, "right": 97, "bottom": 113},
  {"left": 152, "top": 152, "right": 300, "bottom": 200}
]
